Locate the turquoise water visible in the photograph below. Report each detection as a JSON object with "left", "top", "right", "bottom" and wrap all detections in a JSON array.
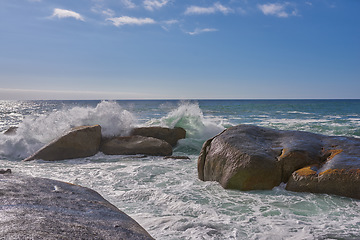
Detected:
[{"left": 1, "top": 100, "right": 360, "bottom": 239}]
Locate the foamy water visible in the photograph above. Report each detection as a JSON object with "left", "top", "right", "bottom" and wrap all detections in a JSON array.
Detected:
[{"left": 1, "top": 100, "right": 360, "bottom": 239}]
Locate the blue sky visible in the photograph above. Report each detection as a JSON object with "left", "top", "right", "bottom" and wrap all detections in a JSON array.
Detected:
[{"left": 0, "top": 0, "right": 359, "bottom": 99}]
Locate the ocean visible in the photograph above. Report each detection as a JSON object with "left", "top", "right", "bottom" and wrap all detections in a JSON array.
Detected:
[{"left": 1, "top": 99, "right": 360, "bottom": 239}]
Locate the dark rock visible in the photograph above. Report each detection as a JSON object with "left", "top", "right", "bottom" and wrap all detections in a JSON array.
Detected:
[
  {"left": 163, "top": 156, "right": 191, "bottom": 160},
  {"left": 101, "top": 135, "right": 172, "bottom": 156},
  {"left": 198, "top": 124, "right": 360, "bottom": 199},
  {"left": 0, "top": 174, "right": 153, "bottom": 239},
  {"left": 0, "top": 169, "right": 11, "bottom": 174},
  {"left": 24, "top": 125, "right": 102, "bottom": 161},
  {"left": 3, "top": 126, "right": 18, "bottom": 135},
  {"left": 131, "top": 127, "right": 186, "bottom": 147}
]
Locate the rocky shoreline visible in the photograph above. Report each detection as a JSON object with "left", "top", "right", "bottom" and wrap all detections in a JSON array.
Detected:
[
  {"left": 2, "top": 123, "right": 360, "bottom": 238},
  {"left": 1, "top": 126, "right": 186, "bottom": 238},
  {"left": 198, "top": 124, "right": 360, "bottom": 200},
  {"left": 21, "top": 125, "right": 186, "bottom": 161}
]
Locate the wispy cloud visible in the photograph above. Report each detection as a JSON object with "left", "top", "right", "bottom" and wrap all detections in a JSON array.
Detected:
[
  {"left": 91, "top": 5, "right": 115, "bottom": 17},
  {"left": 102, "top": 8, "right": 115, "bottom": 17},
  {"left": 122, "top": 0, "right": 136, "bottom": 9},
  {"left": 144, "top": 0, "right": 169, "bottom": 11},
  {"left": 237, "top": 7, "right": 247, "bottom": 15},
  {"left": 258, "top": 3, "right": 298, "bottom": 18},
  {"left": 164, "top": 19, "right": 178, "bottom": 25},
  {"left": 107, "top": 16, "right": 156, "bottom": 27},
  {"left": 185, "top": 2, "right": 233, "bottom": 15},
  {"left": 51, "top": 8, "right": 85, "bottom": 21},
  {"left": 161, "top": 19, "right": 179, "bottom": 31},
  {"left": 187, "top": 28, "right": 218, "bottom": 35}
]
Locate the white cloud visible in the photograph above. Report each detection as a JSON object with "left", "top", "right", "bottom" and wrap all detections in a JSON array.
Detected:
[
  {"left": 187, "top": 28, "right": 218, "bottom": 35},
  {"left": 102, "top": 9, "right": 115, "bottom": 17},
  {"left": 107, "top": 16, "right": 156, "bottom": 26},
  {"left": 185, "top": 2, "right": 233, "bottom": 15},
  {"left": 163, "top": 19, "right": 178, "bottom": 25},
  {"left": 144, "top": 0, "right": 169, "bottom": 11},
  {"left": 122, "top": 0, "right": 136, "bottom": 9},
  {"left": 258, "top": 3, "right": 297, "bottom": 18},
  {"left": 214, "top": 2, "right": 232, "bottom": 14},
  {"left": 51, "top": 8, "right": 85, "bottom": 21},
  {"left": 161, "top": 19, "right": 179, "bottom": 31},
  {"left": 91, "top": 5, "right": 115, "bottom": 17}
]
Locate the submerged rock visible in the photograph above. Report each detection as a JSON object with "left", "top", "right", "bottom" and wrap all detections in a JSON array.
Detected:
[
  {"left": 24, "top": 125, "right": 101, "bottom": 161},
  {"left": 3, "top": 126, "right": 18, "bottom": 135},
  {"left": 163, "top": 156, "right": 191, "bottom": 160},
  {"left": 101, "top": 135, "right": 172, "bottom": 156},
  {"left": 0, "top": 169, "right": 11, "bottom": 174},
  {"left": 198, "top": 124, "right": 360, "bottom": 199},
  {"left": 0, "top": 174, "right": 153, "bottom": 239},
  {"left": 131, "top": 127, "right": 186, "bottom": 147}
]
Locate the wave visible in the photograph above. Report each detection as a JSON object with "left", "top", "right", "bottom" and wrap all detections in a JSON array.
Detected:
[
  {"left": 148, "top": 101, "right": 225, "bottom": 139},
  {"left": 0, "top": 101, "right": 135, "bottom": 159},
  {"left": 0, "top": 101, "right": 226, "bottom": 159},
  {"left": 149, "top": 101, "right": 226, "bottom": 154}
]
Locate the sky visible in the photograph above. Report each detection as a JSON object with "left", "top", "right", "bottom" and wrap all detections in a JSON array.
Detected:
[{"left": 0, "top": 0, "right": 359, "bottom": 100}]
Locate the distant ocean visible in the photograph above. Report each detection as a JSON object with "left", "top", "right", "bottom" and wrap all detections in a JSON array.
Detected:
[{"left": 1, "top": 99, "right": 360, "bottom": 239}]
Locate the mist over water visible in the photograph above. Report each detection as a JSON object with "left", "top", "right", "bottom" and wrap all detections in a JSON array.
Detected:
[{"left": 1, "top": 99, "right": 360, "bottom": 239}]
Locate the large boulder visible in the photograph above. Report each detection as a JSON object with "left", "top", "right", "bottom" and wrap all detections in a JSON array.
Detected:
[
  {"left": 286, "top": 136, "right": 360, "bottom": 199},
  {"left": 198, "top": 124, "right": 360, "bottom": 199},
  {"left": 24, "top": 125, "right": 101, "bottom": 161},
  {"left": 101, "top": 135, "right": 172, "bottom": 156},
  {"left": 0, "top": 173, "right": 153, "bottom": 239},
  {"left": 131, "top": 127, "right": 186, "bottom": 147}
]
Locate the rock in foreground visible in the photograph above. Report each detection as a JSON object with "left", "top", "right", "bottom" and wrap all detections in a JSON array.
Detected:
[
  {"left": 101, "top": 135, "right": 173, "bottom": 156},
  {"left": 198, "top": 124, "right": 360, "bottom": 199},
  {"left": 0, "top": 174, "right": 153, "bottom": 239},
  {"left": 24, "top": 125, "right": 101, "bottom": 161}
]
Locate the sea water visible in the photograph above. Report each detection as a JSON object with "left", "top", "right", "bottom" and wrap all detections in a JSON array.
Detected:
[{"left": 1, "top": 100, "right": 360, "bottom": 239}]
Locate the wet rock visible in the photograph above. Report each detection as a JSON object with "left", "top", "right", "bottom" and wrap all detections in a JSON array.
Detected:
[
  {"left": 24, "top": 125, "right": 101, "bottom": 161},
  {"left": 0, "top": 174, "right": 153, "bottom": 239},
  {"left": 0, "top": 169, "right": 11, "bottom": 174},
  {"left": 101, "top": 135, "right": 172, "bottom": 156},
  {"left": 198, "top": 124, "right": 360, "bottom": 199},
  {"left": 286, "top": 136, "right": 360, "bottom": 199},
  {"left": 131, "top": 127, "right": 186, "bottom": 147},
  {"left": 163, "top": 156, "right": 191, "bottom": 160}
]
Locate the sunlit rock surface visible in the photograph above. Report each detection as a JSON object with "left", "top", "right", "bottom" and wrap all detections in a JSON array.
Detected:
[
  {"left": 24, "top": 125, "right": 101, "bottom": 161},
  {"left": 198, "top": 124, "right": 360, "bottom": 199}
]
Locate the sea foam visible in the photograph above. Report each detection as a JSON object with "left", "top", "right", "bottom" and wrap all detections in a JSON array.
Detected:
[
  {"left": 0, "top": 101, "right": 226, "bottom": 159},
  {"left": 0, "top": 101, "right": 135, "bottom": 159},
  {"left": 145, "top": 101, "right": 226, "bottom": 154}
]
